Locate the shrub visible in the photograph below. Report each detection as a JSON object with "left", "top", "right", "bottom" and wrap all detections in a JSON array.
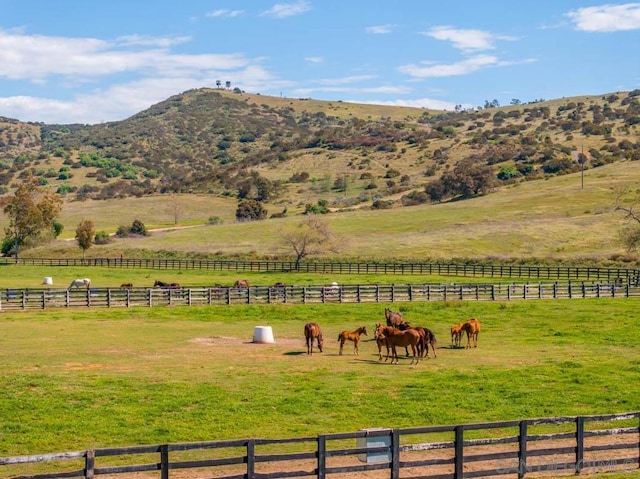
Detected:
[
  {"left": 129, "top": 219, "right": 148, "bottom": 236},
  {"left": 236, "top": 199, "right": 267, "bottom": 221},
  {"left": 115, "top": 225, "right": 129, "bottom": 238},
  {"left": 94, "top": 231, "right": 111, "bottom": 245}
]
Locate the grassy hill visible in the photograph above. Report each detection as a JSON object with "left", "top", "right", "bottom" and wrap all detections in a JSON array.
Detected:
[
  {"left": 15, "top": 159, "right": 640, "bottom": 265},
  {"left": 1, "top": 88, "right": 639, "bottom": 264}
]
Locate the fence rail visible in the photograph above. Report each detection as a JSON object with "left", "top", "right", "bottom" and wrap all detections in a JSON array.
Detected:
[
  {"left": 2, "top": 257, "right": 639, "bottom": 283},
  {"left": 2, "top": 281, "right": 640, "bottom": 310},
  {"left": 1, "top": 412, "right": 638, "bottom": 479}
]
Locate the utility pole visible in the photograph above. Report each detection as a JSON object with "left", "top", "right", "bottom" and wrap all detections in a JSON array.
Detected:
[{"left": 581, "top": 144, "right": 584, "bottom": 189}]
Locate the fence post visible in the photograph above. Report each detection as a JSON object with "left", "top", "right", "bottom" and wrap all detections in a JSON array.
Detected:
[
  {"left": 247, "top": 439, "right": 255, "bottom": 479},
  {"left": 160, "top": 444, "right": 169, "bottom": 479},
  {"left": 575, "top": 416, "right": 584, "bottom": 474},
  {"left": 518, "top": 421, "right": 527, "bottom": 479},
  {"left": 391, "top": 429, "right": 400, "bottom": 479},
  {"left": 107, "top": 289, "right": 111, "bottom": 308},
  {"left": 317, "top": 435, "right": 326, "bottom": 479},
  {"left": 454, "top": 425, "right": 464, "bottom": 479},
  {"left": 41, "top": 291, "right": 45, "bottom": 309},
  {"left": 85, "top": 449, "right": 95, "bottom": 479}
]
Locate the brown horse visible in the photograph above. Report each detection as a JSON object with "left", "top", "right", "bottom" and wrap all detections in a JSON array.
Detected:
[
  {"left": 304, "top": 322, "right": 324, "bottom": 355},
  {"left": 460, "top": 318, "right": 481, "bottom": 349},
  {"left": 338, "top": 326, "right": 367, "bottom": 355},
  {"left": 397, "top": 322, "right": 438, "bottom": 359},
  {"left": 234, "top": 279, "right": 249, "bottom": 288},
  {"left": 450, "top": 323, "right": 464, "bottom": 347},
  {"left": 120, "top": 283, "right": 133, "bottom": 289},
  {"left": 374, "top": 323, "right": 389, "bottom": 360},
  {"left": 384, "top": 308, "right": 404, "bottom": 327},
  {"left": 375, "top": 325, "right": 421, "bottom": 365}
]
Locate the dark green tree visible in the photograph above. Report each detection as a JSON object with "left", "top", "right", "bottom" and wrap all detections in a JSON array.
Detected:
[{"left": 236, "top": 199, "right": 267, "bottom": 221}]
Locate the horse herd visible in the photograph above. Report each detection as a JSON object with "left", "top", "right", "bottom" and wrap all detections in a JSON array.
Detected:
[
  {"left": 304, "top": 308, "right": 481, "bottom": 365},
  {"left": 65, "top": 278, "right": 253, "bottom": 290}
]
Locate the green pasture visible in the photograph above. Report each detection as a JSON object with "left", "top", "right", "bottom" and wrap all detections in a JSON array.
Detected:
[
  {"left": 1, "top": 298, "right": 639, "bottom": 464},
  {"left": 0, "top": 264, "right": 526, "bottom": 289}
]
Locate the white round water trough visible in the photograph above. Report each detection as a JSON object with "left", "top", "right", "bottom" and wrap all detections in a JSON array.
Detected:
[
  {"left": 253, "top": 326, "right": 275, "bottom": 344},
  {"left": 42, "top": 277, "right": 53, "bottom": 285}
]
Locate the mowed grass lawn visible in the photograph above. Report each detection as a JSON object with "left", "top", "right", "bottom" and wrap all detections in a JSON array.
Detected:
[{"left": 1, "top": 298, "right": 639, "bottom": 462}]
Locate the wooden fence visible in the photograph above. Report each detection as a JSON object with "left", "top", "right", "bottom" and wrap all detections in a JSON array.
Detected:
[
  {"left": 1, "top": 281, "right": 640, "bottom": 310},
  {"left": 1, "top": 412, "right": 638, "bottom": 479},
  {"left": 2, "top": 257, "right": 639, "bottom": 283}
]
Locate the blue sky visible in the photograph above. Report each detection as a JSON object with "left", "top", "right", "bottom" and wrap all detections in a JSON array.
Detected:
[{"left": 0, "top": 0, "right": 639, "bottom": 124}]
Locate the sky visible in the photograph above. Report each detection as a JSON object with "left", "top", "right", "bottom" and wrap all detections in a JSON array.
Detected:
[{"left": 0, "top": 0, "right": 639, "bottom": 125}]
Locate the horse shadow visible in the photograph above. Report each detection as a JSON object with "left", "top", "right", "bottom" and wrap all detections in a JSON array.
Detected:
[{"left": 284, "top": 351, "right": 305, "bottom": 356}]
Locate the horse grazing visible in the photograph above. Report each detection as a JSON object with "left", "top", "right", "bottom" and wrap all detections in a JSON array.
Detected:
[
  {"left": 450, "top": 323, "right": 464, "bottom": 348},
  {"left": 375, "top": 325, "right": 421, "bottom": 365},
  {"left": 304, "top": 322, "right": 324, "bottom": 355},
  {"left": 154, "top": 280, "right": 169, "bottom": 287},
  {"left": 68, "top": 278, "right": 91, "bottom": 290},
  {"left": 234, "top": 279, "right": 249, "bottom": 288},
  {"left": 384, "top": 308, "right": 404, "bottom": 328},
  {"left": 338, "top": 326, "right": 367, "bottom": 355},
  {"left": 120, "top": 283, "right": 133, "bottom": 289},
  {"left": 461, "top": 318, "right": 481, "bottom": 349}
]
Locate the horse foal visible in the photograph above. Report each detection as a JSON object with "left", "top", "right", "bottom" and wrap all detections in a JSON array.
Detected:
[{"left": 337, "top": 326, "right": 367, "bottom": 355}]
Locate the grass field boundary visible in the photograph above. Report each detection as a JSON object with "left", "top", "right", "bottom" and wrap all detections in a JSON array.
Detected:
[
  {"left": 1, "top": 281, "right": 640, "bottom": 310},
  {"left": 2, "top": 257, "right": 640, "bottom": 283},
  {"left": 1, "top": 412, "right": 637, "bottom": 479}
]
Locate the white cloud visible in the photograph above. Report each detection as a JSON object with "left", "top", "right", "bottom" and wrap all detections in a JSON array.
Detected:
[
  {"left": 566, "top": 3, "right": 640, "bottom": 32},
  {"left": 0, "top": 30, "right": 250, "bottom": 82},
  {"left": 206, "top": 9, "right": 244, "bottom": 18},
  {"left": 366, "top": 25, "right": 394, "bottom": 34},
  {"left": 305, "top": 56, "right": 324, "bottom": 64},
  {"left": 398, "top": 55, "right": 499, "bottom": 78},
  {"left": 423, "top": 26, "right": 517, "bottom": 52},
  {"left": 115, "top": 35, "right": 192, "bottom": 47},
  {"left": 261, "top": 1, "right": 311, "bottom": 18}
]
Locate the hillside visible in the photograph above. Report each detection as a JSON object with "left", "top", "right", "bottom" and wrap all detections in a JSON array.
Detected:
[
  {"left": 14, "top": 159, "right": 640, "bottom": 266},
  {"left": 0, "top": 88, "right": 638, "bottom": 216}
]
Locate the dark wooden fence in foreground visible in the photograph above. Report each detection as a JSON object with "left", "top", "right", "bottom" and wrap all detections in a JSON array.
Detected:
[
  {"left": 1, "top": 412, "right": 638, "bottom": 479},
  {"left": 2, "top": 281, "right": 640, "bottom": 310},
  {"left": 3, "top": 257, "right": 639, "bottom": 283}
]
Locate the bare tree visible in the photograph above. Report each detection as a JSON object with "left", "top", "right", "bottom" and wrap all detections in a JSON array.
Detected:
[
  {"left": 167, "top": 194, "right": 184, "bottom": 225},
  {"left": 280, "top": 216, "right": 342, "bottom": 269},
  {"left": 614, "top": 186, "right": 640, "bottom": 252}
]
